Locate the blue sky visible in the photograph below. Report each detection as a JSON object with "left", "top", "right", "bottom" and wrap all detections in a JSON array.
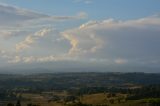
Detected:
[
  {"left": 1, "top": 0, "right": 160, "bottom": 20},
  {"left": 0, "top": 0, "right": 160, "bottom": 73}
]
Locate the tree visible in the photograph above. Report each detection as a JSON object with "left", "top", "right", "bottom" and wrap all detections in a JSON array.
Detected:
[
  {"left": 109, "top": 99, "right": 114, "bottom": 104},
  {"left": 27, "top": 103, "right": 41, "bottom": 106},
  {"left": 7, "top": 103, "right": 14, "bottom": 106},
  {"left": 27, "top": 103, "right": 32, "bottom": 106},
  {"left": 16, "top": 100, "right": 21, "bottom": 106}
]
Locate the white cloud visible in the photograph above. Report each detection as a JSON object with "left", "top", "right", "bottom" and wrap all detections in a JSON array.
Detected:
[
  {"left": 0, "top": 4, "right": 87, "bottom": 27},
  {"left": 0, "top": 3, "right": 88, "bottom": 40},
  {"left": 60, "top": 15, "right": 160, "bottom": 65},
  {"left": 0, "top": 4, "right": 47, "bottom": 27},
  {"left": 79, "top": 21, "right": 99, "bottom": 29},
  {"left": 8, "top": 56, "right": 21, "bottom": 63},
  {"left": 62, "top": 26, "right": 103, "bottom": 55},
  {"left": 0, "top": 7, "right": 160, "bottom": 68},
  {"left": 50, "top": 12, "right": 88, "bottom": 20},
  {"left": 16, "top": 28, "right": 52, "bottom": 52},
  {"left": 22, "top": 56, "right": 35, "bottom": 63},
  {"left": 73, "top": 0, "right": 93, "bottom": 4},
  {"left": 0, "top": 31, "right": 12, "bottom": 38},
  {"left": 114, "top": 58, "right": 128, "bottom": 64}
]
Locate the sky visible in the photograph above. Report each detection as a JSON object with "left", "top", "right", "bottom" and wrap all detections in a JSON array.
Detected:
[{"left": 0, "top": 0, "right": 160, "bottom": 73}]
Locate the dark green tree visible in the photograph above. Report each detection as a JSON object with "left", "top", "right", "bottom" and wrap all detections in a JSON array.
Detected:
[
  {"left": 16, "top": 100, "right": 21, "bottom": 106},
  {"left": 7, "top": 103, "right": 14, "bottom": 106}
]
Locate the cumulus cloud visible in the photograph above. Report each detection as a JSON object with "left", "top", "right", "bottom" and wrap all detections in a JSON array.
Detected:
[
  {"left": 114, "top": 58, "right": 128, "bottom": 64},
  {"left": 0, "top": 31, "right": 13, "bottom": 38},
  {"left": 0, "top": 49, "right": 6, "bottom": 58},
  {"left": 0, "top": 30, "right": 26, "bottom": 39},
  {"left": 8, "top": 56, "right": 21, "bottom": 63},
  {"left": 62, "top": 26, "right": 103, "bottom": 55},
  {"left": 60, "top": 15, "right": 160, "bottom": 65},
  {"left": 16, "top": 28, "right": 52, "bottom": 52},
  {"left": 8, "top": 54, "right": 78, "bottom": 63},
  {"left": 0, "top": 3, "right": 88, "bottom": 41}
]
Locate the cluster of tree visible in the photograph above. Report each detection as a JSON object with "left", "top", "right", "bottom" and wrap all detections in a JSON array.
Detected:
[
  {"left": 26, "top": 103, "right": 40, "bottom": 106},
  {"left": 126, "top": 85, "right": 160, "bottom": 100},
  {"left": 70, "top": 85, "right": 160, "bottom": 100},
  {"left": 73, "top": 87, "right": 108, "bottom": 96},
  {"left": 142, "top": 98, "right": 160, "bottom": 106},
  {"left": 7, "top": 100, "right": 21, "bottom": 106},
  {"left": 1, "top": 72, "right": 160, "bottom": 94},
  {"left": 7, "top": 100, "right": 40, "bottom": 106},
  {"left": 0, "top": 91, "right": 17, "bottom": 101},
  {"left": 66, "top": 102, "right": 94, "bottom": 106}
]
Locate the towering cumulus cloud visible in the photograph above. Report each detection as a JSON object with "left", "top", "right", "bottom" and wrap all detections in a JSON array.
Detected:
[{"left": 61, "top": 15, "right": 160, "bottom": 66}]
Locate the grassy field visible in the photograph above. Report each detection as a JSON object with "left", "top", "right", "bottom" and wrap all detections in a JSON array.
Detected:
[
  {"left": 15, "top": 93, "right": 151, "bottom": 106},
  {"left": 5, "top": 91, "right": 158, "bottom": 106}
]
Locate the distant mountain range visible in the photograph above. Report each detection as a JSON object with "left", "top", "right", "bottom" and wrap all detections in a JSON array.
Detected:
[{"left": 0, "top": 61, "right": 159, "bottom": 74}]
